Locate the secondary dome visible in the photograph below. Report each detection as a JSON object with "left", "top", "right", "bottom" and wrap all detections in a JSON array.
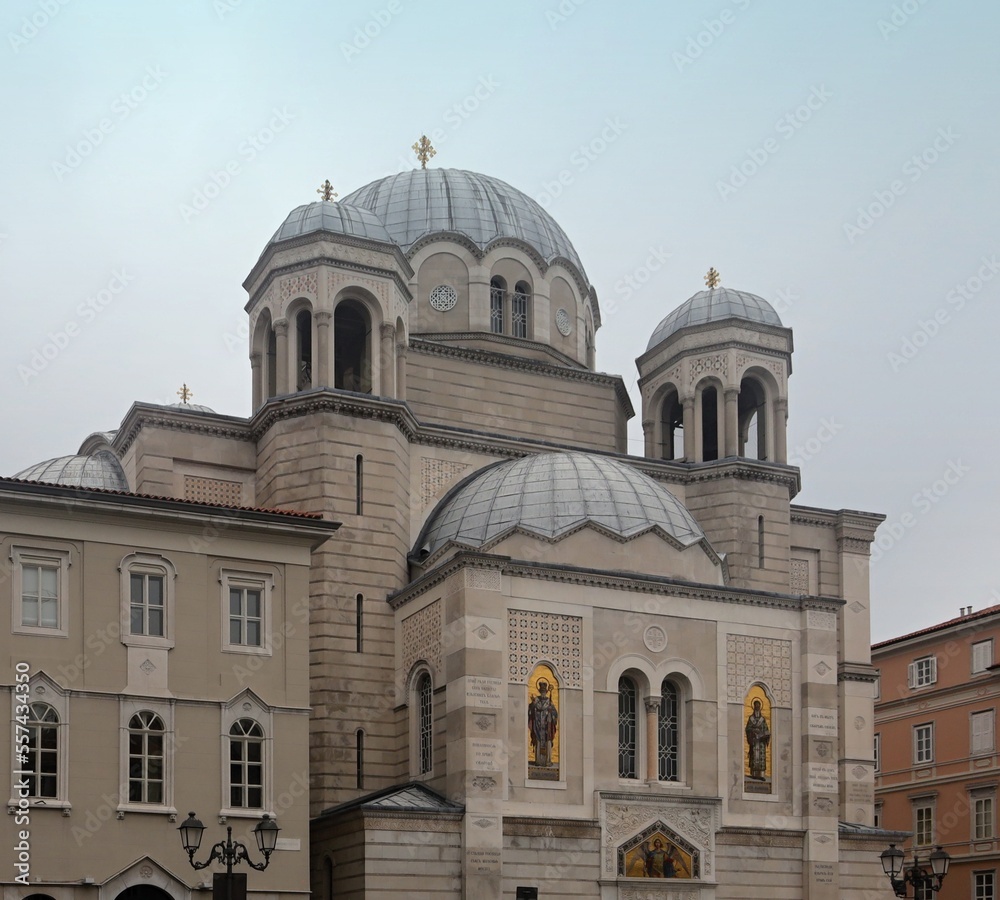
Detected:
[
  {"left": 647, "top": 287, "right": 782, "bottom": 351},
  {"left": 14, "top": 450, "right": 129, "bottom": 492},
  {"left": 340, "top": 168, "right": 588, "bottom": 280},
  {"left": 268, "top": 201, "right": 393, "bottom": 247},
  {"left": 415, "top": 451, "right": 706, "bottom": 560}
]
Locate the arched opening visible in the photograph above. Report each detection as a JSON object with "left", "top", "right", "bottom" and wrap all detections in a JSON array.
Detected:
[
  {"left": 701, "top": 386, "right": 719, "bottom": 461},
  {"left": 618, "top": 675, "right": 638, "bottom": 779},
  {"left": 659, "top": 390, "right": 684, "bottom": 460},
  {"left": 356, "top": 729, "right": 364, "bottom": 789},
  {"left": 512, "top": 281, "right": 531, "bottom": 339},
  {"left": 738, "top": 376, "right": 768, "bottom": 459},
  {"left": 528, "top": 663, "right": 560, "bottom": 781},
  {"left": 323, "top": 856, "right": 335, "bottom": 900},
  {"left": 355, "top": 455, "right": 363, "bottom": 515},
  {"left": 355, "top": 593, "right": 363, "bottom": 653},
  {"left": 295, "top": 309, "right": 313, "bottom": 391},
  {"left": 334, "top": 301, "right": 372, "bottom": 393},
  {"left": 266, "top": 327, "right": 277, "bottom": 399},
  {"left": 489, "top": 277, "right": 506, "bottom": 334},
  {"left": 416, "top": 671, "right": 433, "bottom": 775},
  {"left": 658, "top": 679, "right": 679, "bottom": 781},
  {"left": 115, "top": 888, "right": 173, "bottom": 900}
]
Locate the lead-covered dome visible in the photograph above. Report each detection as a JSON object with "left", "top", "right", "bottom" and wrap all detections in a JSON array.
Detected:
[
  {"left": 647, "top": 287, "right": 782, "bottom": 351},
  {"left": 14, "top": 450, "right": 129, "bottom": 492},
  {"left": 415, "top": 451, "right": 707, "bottom": 560},
  {"left": 267, "top": 201, "right": 394, "bottom": 247},
  {"left": 338, "top": 169, "right": 588, "bottom": 280}
]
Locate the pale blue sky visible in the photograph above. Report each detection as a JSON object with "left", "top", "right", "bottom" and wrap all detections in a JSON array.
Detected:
[{"left": 1, "top": 0, "right": 997, "bottom": 640}]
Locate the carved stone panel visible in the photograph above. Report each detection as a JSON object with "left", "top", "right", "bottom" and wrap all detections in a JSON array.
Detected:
[{"left": 508, "top": 609, "right": 582, "bottom": 687}]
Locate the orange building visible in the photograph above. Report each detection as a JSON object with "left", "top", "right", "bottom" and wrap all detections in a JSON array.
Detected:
[{"left": 874, "top": 604, "right": 1000, "bottom": 899}]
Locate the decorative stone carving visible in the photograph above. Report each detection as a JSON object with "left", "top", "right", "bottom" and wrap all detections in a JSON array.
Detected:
[
  {"left": 806, "top": 609, "right": 836, "bottom": 631},
  {"left": 466, "top": 568, "right": 501, "bottom": 592},
  {"left": 471, "top": 776, "right": 496, "bottom": 791},
  {"left": 620, "top": 889, "right": 696, "bottom": 900},
  {"left": 726, "top": 635, "right": 792, "bottom": 705},
  {"left": 688, "top": 354, "right": 727, "bottom": 384},
  {"left": 140, "top": 659, "right": 156, "bottom": 674},
  {"left": 790, "top": 558, "right": 810, "bottom": 594},
  {"left": 429, "top": 284, "right": 458, "bottom": 311},
  {"left": 508, "top": 609, "right": 582, "bottom": 687},
  {"left": 279, "top": 271, "right": 317, "bottom": 301},
  {"left": 139, "top": 865, "right": 154, "bottom": 879},
  {"left": 604, "top": 801, "right": 714, "bottom": 877},
  {"left": 420, "top": 457, "right": 471, "bottom": 508},
  {"left": 401, "top": 600, "right": 442, "bottom": 679},
  {"left": 184, "top": 475, "right": 243, "bottom": 506},
  {"left": 643, "top": 625, "right": 668, "bottom": 653},
  {"left": 555, "top": 307, "right": 572, "bottom": 336}
]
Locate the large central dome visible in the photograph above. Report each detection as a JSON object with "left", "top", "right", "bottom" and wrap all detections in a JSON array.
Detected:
[{"left": 340, "top": 168, "right": 587, "bottom": 279}]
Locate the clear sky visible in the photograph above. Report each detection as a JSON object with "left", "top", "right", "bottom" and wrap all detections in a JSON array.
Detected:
[{"left": 1, "top": 0, "right": 997, "bottom": 641}]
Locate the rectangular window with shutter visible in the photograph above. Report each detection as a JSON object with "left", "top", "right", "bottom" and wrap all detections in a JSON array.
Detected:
[
  {"left": 914, "top": 723, "right": 934, "bottom": 764},
  {"left": 973, "top": 710, "right": 996, "bottom": 755},
  {"left": 908, "top": 655, "right": 937, "bottom": 688},
  {"left": 973, "top": 639, "right": 994, "bottom": 674}
]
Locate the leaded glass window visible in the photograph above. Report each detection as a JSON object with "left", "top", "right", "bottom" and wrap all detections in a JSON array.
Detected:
[
  {"left": 658, "top": 679, "right": 679, "bottom": 781},
  {"left": 618, "top": 676, "right": 637, "bottom": 778}
]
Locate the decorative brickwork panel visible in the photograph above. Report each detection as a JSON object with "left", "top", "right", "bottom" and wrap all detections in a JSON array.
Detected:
[
  {"left": 727, "top": 634, "right": 792, "bottom": 706},
  {"left": 466, "top": 568, "right": 501, "bottom": 592},
  {"left": 183, "top": 475, "right": 243, "bottom": 506},
  {"left": 420, "top": 457, "right": 472, "bottom": 508},
  {"left": 279, "top": 271, "right": 317, "bottom": 301},
  {"left": 402, "top": 600, "right": 441, "bottom": 679},
  {"left": 508, "top": 609, "right": 582, "bottom": 687},
  {"left": 688, "top": 354, "right": 727, "bottom": 384},
  {"left": 790, "top": 558, "right": 810, "bottom": 594}
]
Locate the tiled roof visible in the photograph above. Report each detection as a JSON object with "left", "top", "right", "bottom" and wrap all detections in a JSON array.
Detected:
[{"left": 873, "top": 604, "right": 1000, "bottom": 649}]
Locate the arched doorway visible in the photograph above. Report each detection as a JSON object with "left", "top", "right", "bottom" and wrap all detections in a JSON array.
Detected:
[{"left": 115, "top": 886, "right": 174, "bottom": 900}]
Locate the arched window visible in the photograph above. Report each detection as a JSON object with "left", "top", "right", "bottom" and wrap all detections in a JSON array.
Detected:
[
  {"left": 356, "top": 729, "right": 365, "bottom": 789},
  {"left": 128, "top": 711, "right": 164, "bottom": 803},
  {"left": 334, "top": 301, "right": 371, "bottom": 393},
  {"left": 738, "top": 376, "right": 768, "bottom": 459},
  {"left": 296, "top": 309, "right": 313, "bottom": 391},
  {"left": 229, "top": 718, "right": 264, "bottom": 808},
  {"left": 489, "top": 277, "right": 505, "bottom": 334},
  {"left": 700, "top": 385, "right": 719, "bottom": 461},
  {"left": 417, "top": 671, "right": 433, "bottom": 775},
  {"left": 528, "top": 664, "right": 560, "bottom": 781},
  {"left": 266, "top": 326, "right": 277, "bottom": 399},
  {"left": 323, "top": 857, "right": 335, "bottom": 900},
  {"left": 355, "top": 593, "right": 364, "bottom": 652},
  {"left": 512, "top": 281, "right": 530, "bottom": 339},
  {"left": 658, "top": 680, "right": 679, "bottom": 782},
  {"left": 660, "top": 390, "right": 684, "bottom": 460},
  {"left": 618, "top": 676, "right": 638, "bottom": 779},
  {"left": 26, "top": 703, "right": 58, "bottom": 798}
]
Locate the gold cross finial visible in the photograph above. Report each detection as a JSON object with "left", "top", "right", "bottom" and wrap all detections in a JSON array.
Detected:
[
  {"left": 704, "top": 267, "right": 721, "bottom": 289},
  {"left": 412, "top": 135, "right": 436, "bottom": 169},
  {"left": 316, "top": 179, "right": 338, "bottom": 202},
  {"left": 177, "top": 384, "right": 193, "bottom": 404}
]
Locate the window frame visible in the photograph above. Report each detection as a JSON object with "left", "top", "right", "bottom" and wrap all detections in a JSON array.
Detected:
[
  {"left": 220, "top": 691, "right": 273, "bottom": 819},
  {"left": 228, "top": 718, "right": 265, "bottom": 810},
  {"left": 409, "top": 668, "right": 434, "bottom": 779},
  {"left": 874, "top": 733, "right": 881, "bottom": 773},
  {"left": 914, "top": 801, "right": 935, "bottom": 846},
  {"left": 220, "top": 570, "right": 273, "bottom": 656},
  {"left": 8, "top": 675, "right": 70, "bottom": 812},
  {"left": 975, "top": 870, "right": 997, "bottom": 900},
  {"left": 658, "top": 678, "right": 679, "bottom": 782},
  {"left": 118, "top": 697, "right": 175, "bottom": 815},
  {"left": 10, "top": 545, "right": 71, "bottom": 638},
  {"left": 908, "top": 655, "right": 937, "bottom": 689},
  {"left": 974, "top": 794, "right": 995, "bottom": 841},
  {"left": 973, "top": 639, "right": 995, "bottom": 675},
  {"left": 973, "top": 710, "right": 996, "bottom": 756},
  {"left": 618, "top": 676, "right": 638, "bottom": 780},
  {"left": 913, "top": 722, "right": 935, "bottom": 765},
  {"left": 119, "top": 553, "right": 176, "bottom": 650}
]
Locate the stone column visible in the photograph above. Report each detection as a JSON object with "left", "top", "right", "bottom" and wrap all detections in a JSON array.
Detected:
[
  {"left": 644, "top": 697, "right": 660, "bottom": 783},
  {"left": 379, "top": 323, "right": 395, "bottom": 398},
  {"left": 273, "top": 318, "right": 289, "bottom": 395},
  {"left": 724, "top": 388, "right": 739, "bottom": 458},
  {"left": 682, "top": 398, "right": 695, "bottom": 462},
  {"left": 395, "top": 341, "right": 407, "bottom": 401},
  {"left": 775, "top": 397, "right": 788, "bottom": 463},
  {"left": 642, "top": 419, "right": 654, "bottom": 458},
  {"left": 315, "top": 310, "right": 331, "bottom": 387},
  {"left": 250, "top": 351, "right": 262, "bottom": 411}
]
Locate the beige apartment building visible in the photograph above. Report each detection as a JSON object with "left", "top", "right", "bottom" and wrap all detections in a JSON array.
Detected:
[{"left": 6, "top": 165, "right": 899, "bottom": 897}]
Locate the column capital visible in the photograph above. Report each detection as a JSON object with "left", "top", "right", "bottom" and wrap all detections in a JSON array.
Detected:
[
  {"left": 273, "top": 317, "right": 288, "bottom": 334},
  {"left": 315, "top": 309, "right": 332, "bottom": 324},
  {"left": 396, "top": 342, "right": 408, "bottom": 357},
  {"left": 644, "top": 697, "right": 661, "bottom": 715},
  {"left": 249, "top": 351, "right": 262, "bottom": 366},
  {"left": 380, "top": 322, "right": 396, "bottom": 339}
]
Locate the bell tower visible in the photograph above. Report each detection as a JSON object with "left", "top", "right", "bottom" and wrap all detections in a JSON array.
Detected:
[{"left": 636, "top": 271, "right": 796, "bottom": 591}]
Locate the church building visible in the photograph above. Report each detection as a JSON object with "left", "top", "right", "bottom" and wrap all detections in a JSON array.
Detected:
[{"left": 3, "top": 159, "right": 895, "bottom": 899}]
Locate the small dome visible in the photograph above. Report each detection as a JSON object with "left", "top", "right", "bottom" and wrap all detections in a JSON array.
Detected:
[
  {"left": 415, "top": 452, "right": 706, "bottom": 560},
  {"left": 267, "top": 201, "right": 394, "bottom": 248},
  {"left": 647, "top": 287, "right": 782, "bottom": 351},
  {"left": 14, "top": 450, "right": 129, "bottom": 492},
  {"left": 168, "top": 402, "right": 216, "bottom": 413}
]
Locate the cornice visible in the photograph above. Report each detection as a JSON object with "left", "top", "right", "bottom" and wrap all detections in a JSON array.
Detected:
[
  {"left": 839, "top": 662, "right": 878, "bottom": 684},
  {"left": 409, "top": 339, "right": 635, "bottom": 417},
  {"left": 503, "top": 816, "right": 601, "bottom": 838},
  {"left": 115, "top": 404, "right": 253, "bottom": 456},
  {"left": 638, "top": 333, "right": 793, "bottom": 389},
  {"left": 682, "top": 457, "right": 801, "bottom": 497},
  {"left": 791, "top": 506, "right": 886, "bottom": 533},
  {"left": 414, "top": 331, "right": 582, "bottom": 369}
]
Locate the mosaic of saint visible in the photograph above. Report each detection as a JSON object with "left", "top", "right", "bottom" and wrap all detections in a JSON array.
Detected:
[
  {"left": 743, "top": 683, "right": 772, "bottom": 793},
  {"left": 618, "top": 823, "right": 699, "bottom": 879},
  {"left": 527, "top": 663, "right": 559, "bottom": 780}
]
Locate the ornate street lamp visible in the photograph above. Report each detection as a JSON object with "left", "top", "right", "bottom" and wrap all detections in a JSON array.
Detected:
[
  {"left": 178, "top": 812, "right": 280, "bottom": 899},
  {"left": 880, "top": 843, "right": 950, "bottom": 897}
]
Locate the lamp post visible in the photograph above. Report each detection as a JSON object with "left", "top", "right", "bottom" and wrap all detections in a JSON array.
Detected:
[
  {"left": 880, "top": 844, "right": 950, "bottom": 898},
  {"left": 178, "top": 812, "right": 280, "bottom": 900}
]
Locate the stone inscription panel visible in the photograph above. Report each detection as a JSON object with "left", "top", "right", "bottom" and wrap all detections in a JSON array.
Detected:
[
  {"left": 471, "top": 739, "right": 500, "bottom": 771},
  {"left": 468, "top": 848, "right": 502, "bottom": 875},
  {"left": 806, "top": 708, "right": 838, "bottom": 736},
  {"left": 807, "top": 763, "right": 838, "bottom": 794},
  {"left": 466, "top": 676, "right": 503, "bottom": 708}
]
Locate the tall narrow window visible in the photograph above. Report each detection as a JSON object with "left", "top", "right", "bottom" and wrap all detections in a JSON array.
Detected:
[
  {"left": 355, "top": 594, "right": 364, "bottom": 653},
  {"left": 417, "top": 672, "right": 433, "bottom": 775},
  {"left": 914, "top": 803, "right": 934, "bottom": 845},
  {"left": 913, "top": 723, "right": 934, "bottom": 764},
  {"left": 25, "top": 703, "right": 59, "bottom": 799},
  {"left": 489, "top": 277, "right": 505, "bottom": 334},
  {"left": 356, "top": 729, "right": 364, "bottom": 789},
  {"left": 130, "top": 572, "right": 165, "bottom": 637},
  {"left": 324, "top": 857, "right": 335, "bottom": 900},
  {"left": 973, "top": 639, "right": 994, "bottom": 674},
  {"left": 13, "top": 546, "right": 70, "bottom": 637},
  {"left": 658, "top": 679, "right": 679, "bottom": 781},
  {"left": 975, "top": 795, "right": 995, "bottom": 840},
  {"left": 334, "top": 301, "right": 371, "bottom": 393},
  {"left": 512, "top": 282, "right": 530, "bottom": 339},
  {"left": 296, "top": 309, "right": 313, "bottom": 390},
  {"left": 738, "top": 376, "right": 768, "bottom": 459},
  {"left": 355, "top": 455, "right": 363, "bottom": 515},
  {"left": 229, "top": 585, "right": 263, "bottom": 647},
  {"left": 973, "top": 710, "right": 995, "bottom": 755},
  {"left": 660, "top": 391, "right": 684, "bottom": 460},
  {"left": 700, "top": 386, "right": 719, "bottom": 461},
  {"left": 229, "top": 719, "right": 264, "bottom": 808},
  {"left": 128, "top": 711, "right": 164, "bottom": 803},
  {"left": 618, "top": 677, "right": 637, "bottom": 779},
  {"left": 757, "top": 516, "right": 765, "bottom": 568},
  {"left": 21, "top": 563, "right": 59, "bottom": 629},
  {"left": 266, "top": 327, "right": 277, "bottom": 399}
]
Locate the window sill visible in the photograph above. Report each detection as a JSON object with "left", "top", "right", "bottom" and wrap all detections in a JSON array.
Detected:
[
  {"left": 122, "top": 636, "right": 175, "bottom": 650},
  {"left": 219, "top": 807, "right": 270, "bottom": 822},
  {"left": 13, "top": 625, "right": 69, "bottom": 639},
  {"left": 116, "top": 803, "right": 178, "bottom": 820},
  {"left": 8, "top": 799, "right": 71, "bottom": 814},
  {"left": 222, "top": 644, "right": 271, "bottom": 657}
]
